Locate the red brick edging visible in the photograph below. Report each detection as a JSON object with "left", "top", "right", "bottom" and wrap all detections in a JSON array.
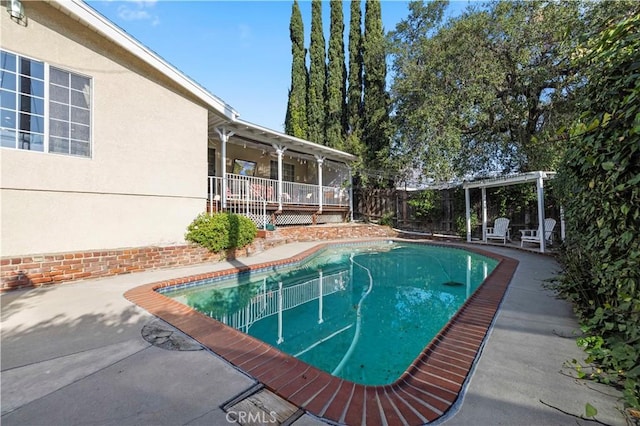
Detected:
[
  {"left": 1, "top": 224, "right": 398, "bottom": 292},
  {"left": 124, "top": 240, "right": 518, "bottom": 425},
  {"left": 0, "top": 245, "right": 222, "bottom": 291}
]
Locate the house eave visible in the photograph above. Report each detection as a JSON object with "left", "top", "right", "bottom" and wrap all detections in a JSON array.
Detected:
[{"left": 49, "top": 0, "right": 239, "bottom": 122}]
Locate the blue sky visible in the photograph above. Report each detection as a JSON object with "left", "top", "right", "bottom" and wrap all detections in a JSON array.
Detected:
[{"left": 88, "top": 1, "right": 471, "bottom": 132}]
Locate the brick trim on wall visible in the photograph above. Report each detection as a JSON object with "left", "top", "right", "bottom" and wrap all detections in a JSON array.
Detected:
[{"left": 1, "top": 224, "right": 398, "bottom": 291}]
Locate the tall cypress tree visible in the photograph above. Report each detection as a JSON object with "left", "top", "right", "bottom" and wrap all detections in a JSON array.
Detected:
[
  {"left": 284, "top": 0, "right": 307, "bottom": 138},
  {"left": 362, "top": 0, "right": 391, "bottom": 179},
  {"left": 325, "top": 0, "right": 347, "bottom": 150},
  {"left": 346, "top": 0, "right": 364, "bottom": 155},
  {"left": 307, "top": 0, "right": 326, "bottom": 144}
]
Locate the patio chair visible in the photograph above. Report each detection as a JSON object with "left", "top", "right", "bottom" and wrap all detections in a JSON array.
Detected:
[
  {"left": 520, "top": 218, "right": 556, "bottom": 247},
  {"left": 486, "top": 217, "right": 510, "bottom": 244}
]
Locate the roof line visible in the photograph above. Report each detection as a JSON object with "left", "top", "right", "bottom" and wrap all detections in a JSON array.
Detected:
[
  {"left": 55, "top": 0, "right": 239, "bottom": 120},
  {"left": 462, "top": 171, "right": 556, "bottom": 189},
  {"left": 53, "top": 1, "right": 357, "bottom": 163}
]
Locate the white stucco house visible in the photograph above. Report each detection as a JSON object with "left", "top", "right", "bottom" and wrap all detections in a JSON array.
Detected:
[{"left": 0, "top": 0, "right": 357, "bottom": 288}]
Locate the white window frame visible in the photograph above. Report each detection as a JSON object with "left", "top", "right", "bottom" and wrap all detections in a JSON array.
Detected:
[{"left": 0, "top": 48, "right": 93, "bottom": 158}]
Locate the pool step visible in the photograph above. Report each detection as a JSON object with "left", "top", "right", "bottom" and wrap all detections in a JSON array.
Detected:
[{"left": 223, "top": 383, "right": 305, "bottom": 425}]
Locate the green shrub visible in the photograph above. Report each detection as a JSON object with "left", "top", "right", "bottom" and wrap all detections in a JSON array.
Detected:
[
  {"left": 554, "top": 13, "right": 640, "bottom": 411},
  {"left": 455, "top": 213, "right": 479, "bottom": 239},
  {"left": 379, "top": 212, "right": 394, "bottom": 227},
  {"left": 408, "top": 190, "right": 442, "bottom": 220},
  {"left": 185, "top": 213, "right": 257, "bottom": 253}
]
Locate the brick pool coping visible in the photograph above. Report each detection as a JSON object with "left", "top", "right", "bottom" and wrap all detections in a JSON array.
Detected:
[{"left": 124, "top": 240, "right": 518, "bottom": 425}]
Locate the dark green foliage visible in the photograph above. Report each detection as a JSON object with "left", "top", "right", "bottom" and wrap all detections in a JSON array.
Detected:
[
  {"left": 285, "top": 0, "right": 308, "bottom": 139},
  {"left": 455, "top": 213, "right": 478, "bottom": 239},
  {"left": 325, "top": 0, "right": 347, "bottom": 150},
  {"left": 554, "top": 11, "right": 640, "bottom": 410},
  {"left": 185, "top": 213, "right": 257, "bottom": 253},
  {"left": 389, "top": 1, "right": 583, "bottom": 180},
  {"left": 362, "top": 0, "right": 391, "bottom": 182},
  {"left": 346, "top": 0, "right": 364, "bottom": 157},
  {"left": 379, "top": 211, "right": 394, "bottom": 227},
  {"left": 307, "top": 0, "right": 326, "bottom": 144},
  {"left": 408, "top": 190, "right": 441, "bottom": 220}
]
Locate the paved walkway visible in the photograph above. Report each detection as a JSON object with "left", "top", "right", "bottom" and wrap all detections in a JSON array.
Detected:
[{"left": 1, "top": 241, "right": 626, "bottom": 425}]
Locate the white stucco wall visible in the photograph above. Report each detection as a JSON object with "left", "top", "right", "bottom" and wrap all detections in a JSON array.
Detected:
[{"left": 1, "top": 2, "right": 208, "bottom": 256}]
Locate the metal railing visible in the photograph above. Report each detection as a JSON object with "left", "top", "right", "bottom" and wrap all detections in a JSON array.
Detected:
[
  {"left": 207, "top": 176, "right": 268, "bottom": 229},
  {"left": 208, "top": 174, "right": 350, "bottom": 209}
]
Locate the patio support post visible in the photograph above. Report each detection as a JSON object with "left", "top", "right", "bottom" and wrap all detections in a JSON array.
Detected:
[
  {"left": 348, "top": 166, "right": 354, "bottom": 222},
  {"left": 560, "top": 205, "right": 566, "bottom": 242},
  {"left": 536, "top": 174, "right": 546, "bottom": 253},
  {"left": 465, "top": 187, "right": 471, "bottom": 242},
  {"left": 316, "top": 156, "right": 325, "bottom": 213},
  {"left": 481, "top": 187, "right": 487, "bottom": 242},
  {"left": 273, "top": 145, "right": 286, "bottom": 212},
  {"left": 215, "top": 127, "right": 235, "bottom": 210}
]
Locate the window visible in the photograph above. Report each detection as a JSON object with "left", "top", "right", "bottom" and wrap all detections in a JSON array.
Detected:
[
  {"left": 270, "top": 160, "right": 294, "bottom": 182},
  {"left": 207, "top": 148, "right": 216, "bottom": 176},
  {"left": 0, "top": 49, "right": 91, "bottom": 157},
  {"left": 232, "top": 159, "right": 256, "bottom": 176},
  {"left": 49, "top": 67, "right": 91, "bottom": 157}
]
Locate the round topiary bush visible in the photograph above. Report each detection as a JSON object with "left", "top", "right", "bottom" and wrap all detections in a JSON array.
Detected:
[{"left": 185, "top": 213, "right": 257, "bottom": 253}]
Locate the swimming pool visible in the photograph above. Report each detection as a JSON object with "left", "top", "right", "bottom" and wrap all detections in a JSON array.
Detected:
[
  {"left": 161, "top": 242, "right": 498, "bottom": 385},
  {"left": 125, "top": 240, "right": 517, "bottom": 424}
]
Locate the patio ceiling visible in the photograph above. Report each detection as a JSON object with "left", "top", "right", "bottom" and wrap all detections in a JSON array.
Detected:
[{"left": 208, "top": 112, "right": 357, "bottom": 164}]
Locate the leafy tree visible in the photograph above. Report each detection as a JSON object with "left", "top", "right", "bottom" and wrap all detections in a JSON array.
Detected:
[
  {"left": 346, "top": 0, "right": 364, "bottom": 157},
  {"left": 362, "top": 0, "right": 392, "bottom": 184},
  {"left": 390, "top": 0, "right": 584, "bottom": 180},
  {"left": 555, "top": 8, "right": 640, "bottom": 411},
  {"left": 307, "top": 0, "right": 326, "bottom": 144},
  {"left": 284, "top": 0, "right": 308, "bottom": 139},
  {"left": 325, "top": 0, "right": 347, "bottom": 150}
]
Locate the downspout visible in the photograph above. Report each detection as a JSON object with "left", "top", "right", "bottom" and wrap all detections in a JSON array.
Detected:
[{"left": 215, "top": 127, "right": 234, "bottom": 210}]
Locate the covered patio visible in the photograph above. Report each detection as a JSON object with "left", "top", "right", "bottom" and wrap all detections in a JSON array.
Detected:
[
  {"left": 463, "top": 171, "right": 565, "bottom": 253},
  {"left": 207, "top": 113, "right": 357, "bottom": 227}
]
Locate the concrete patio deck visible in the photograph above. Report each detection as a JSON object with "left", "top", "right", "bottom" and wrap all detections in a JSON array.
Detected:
[{"left": 1, "top": 241, "right": 627, "bottom": 425}]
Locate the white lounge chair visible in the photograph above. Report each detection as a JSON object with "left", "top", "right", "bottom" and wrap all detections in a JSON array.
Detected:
[
  {"left": 486, "top": 217, "right": 510, "bottom": 244},
  {"left": 520, "top": 218, "right": 556, "bottom": 247}
]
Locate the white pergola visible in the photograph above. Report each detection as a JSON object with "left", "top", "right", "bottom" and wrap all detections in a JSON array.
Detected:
[{"left": 462, "top": 171, "right": 565, "bottom": 253}]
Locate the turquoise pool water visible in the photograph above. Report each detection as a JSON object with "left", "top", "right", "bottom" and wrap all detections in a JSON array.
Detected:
[{"left": 163, "top": 242, "right": 498, "bottom": 385}]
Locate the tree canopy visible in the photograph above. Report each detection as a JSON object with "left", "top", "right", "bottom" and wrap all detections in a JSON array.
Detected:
[
  {"left": 389, "top": 0, "right": 585, "bottom": 182},
  {"left": 284, "top": 0, "right": 308, "bottom": 139},
  {"left": 346, "top": 0, "right": 364, "bottom": 157},
  {"left": 362, "top": 0, "right": 392, "bottom": 184},
  {"left": 325, "top": 0, "right": 347, "bottom": 150},
  {"left": 307, "top": 0, "right": 326, "bottom": 144}
]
